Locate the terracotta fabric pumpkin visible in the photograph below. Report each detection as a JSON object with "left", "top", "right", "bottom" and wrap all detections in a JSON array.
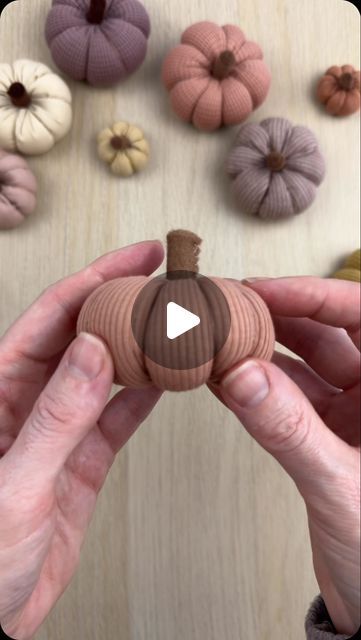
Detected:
[
  {"left": 97, "top": 121, "right": 150, "bottom": 176},
  {"left": 0, "top": 149, "right": 37, "bottom": 229},
  {"left": 162, "top": 21, "right": 271, "bottom": 131},
  {"left": 317, "top": 65, "right": 360, "bottom": 116},
  {"left": 77, "top": 230, "right": 275, "bottom": 392},
  {"left": 45, "top": 0, "right": 151, "bottom": 87},
  {"left": 227, "top": 117, "right": 326, "bottom": 219},
  {"left": 333, "top": 249, "right": 361, "bottom": 282},
  {"left": 0, "top": 60, "right": 72, "bottom": 156}
]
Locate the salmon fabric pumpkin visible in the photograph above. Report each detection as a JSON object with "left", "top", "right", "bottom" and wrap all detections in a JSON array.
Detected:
[
  {"left": 162, "top": 21, "right": 271, "bottom": 131},
  {"left": 317, "top": 65, "right": 360, "bottom": 116},
  {"left": 0, "top": 149, "right": 37, "bottom": 229},
  {"left": 45, "top": 0, "right": 150, "bottom": 87},
  {"left": 227, "top": 118, "right": 326, "bottom": 219},
  {"left": 77, "top": 230, "right": 275, "bottom": 392}
]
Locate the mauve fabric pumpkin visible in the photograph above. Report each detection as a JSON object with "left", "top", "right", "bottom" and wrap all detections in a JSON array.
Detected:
[
  {"left": 317, "top": 65, "right": 360, "bottom": 116},
  {"left": 227, "top": 117, "right": 326, "bottom": 219},
  {"left": 162, "top": 21, "right": 271, "bottom": 131},
  {"left": 0, "top": 149, "right": 37, "bottom": 229},
  {"left": 45, "top": 0, "right": 151, "bottom": 87}
]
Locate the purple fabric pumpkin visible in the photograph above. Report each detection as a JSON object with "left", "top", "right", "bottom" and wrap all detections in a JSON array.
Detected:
[
  {"left": 45, "top": 0, "right": 151, "bottom": 87},
  {"left": 0, "top": 149, "right": 37, "bottom": 229},
  {"left": 227, "top": 117, "right": 326, "bottom": 219}
]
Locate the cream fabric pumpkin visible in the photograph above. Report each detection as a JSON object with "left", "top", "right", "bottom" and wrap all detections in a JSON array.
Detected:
[
  {"left": 97, "top": 122, "right": 150, "bottom": 176},
  {"left": 0, "top": 59, "right": 72, "bottom": 156}
]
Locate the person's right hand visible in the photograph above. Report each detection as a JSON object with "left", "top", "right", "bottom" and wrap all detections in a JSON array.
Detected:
[
  {"left": 212, "top": 277, "right": 360, "bottom": 637},
  {"left": 0, "top": 241, "right": 164, "bottom": 640}
]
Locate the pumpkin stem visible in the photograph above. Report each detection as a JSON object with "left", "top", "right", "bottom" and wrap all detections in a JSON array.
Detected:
[
  {"left": 212, "top": 50, "right": 236, "bottom": 80},
  {"left": 167, "top": 230, "right": 202, "bottom": 277},
  {"left": 338, "top": 72, "right": 355, "bottom": 91},
  {"left": 7, "top": 82, "right": 31, "bottom": 108},
  {"left": 86, "top": 0, "right": 106, "bottom": 24},
  {"left": 111, "top": 135, "right": 132, "bottom": 151},
  {"left": 266, "top": 151, "right": 285, "bottom": 172}
]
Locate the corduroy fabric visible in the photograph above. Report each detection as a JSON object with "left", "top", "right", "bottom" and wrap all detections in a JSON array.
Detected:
[
  {"left": 0, "top": 149, "right": 37, "bottom": 229},
  {"left": 317, "top": 65, "right": 360, "bottom": 116},
  {"left": 227, "top": 117, "right": 326, "bottom": 219},
  {"left": 305, "top": 596, "right": 353, "bottom": 639},
  {"left": 45, "top": 0, "right": 150, "bottom": 87},
  {"left": 77, "top": 275, "right": 275, "bottom": 392},
  {"left": 333, "top": 249, "right": 361, "bottom": 282},
  {"left": 162, "top": 21, "right": 271, "bottom": 131}
]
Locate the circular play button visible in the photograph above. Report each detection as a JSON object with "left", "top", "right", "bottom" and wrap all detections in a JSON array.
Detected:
[{"left": 131, "top": 271, "right": 231, "bottom": 370}]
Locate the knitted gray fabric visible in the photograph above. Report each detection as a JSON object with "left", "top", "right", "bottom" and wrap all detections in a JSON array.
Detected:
[{"left": 305, "top": 595, "right": 355, "bottom": 639}]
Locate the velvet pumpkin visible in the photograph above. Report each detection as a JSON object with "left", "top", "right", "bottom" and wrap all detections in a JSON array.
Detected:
[
  {"left": 317, "top": 65, "right": 360, "bottom": 116},
  {"left": 45, "top": 0, "right": 151, "bottom": 87},
  {"left": 227, "top": 117, "right": 326, "bottom": 219},
  {"left": 0, "top": 149, "right": 37, "bottom": 229},
  {"left": 0, "top": 59, "right": 72, "bottom": 156},
  {"left": 162, "top": 21, "right": 271, "bottom": 132},
  {"left": 77, "top": 230, "right": 275, "bottom": 392}
]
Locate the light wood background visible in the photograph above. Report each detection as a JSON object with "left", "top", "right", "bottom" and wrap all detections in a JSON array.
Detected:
[{"left": 0, "top": 1, "right": 360, "bottom": 639}]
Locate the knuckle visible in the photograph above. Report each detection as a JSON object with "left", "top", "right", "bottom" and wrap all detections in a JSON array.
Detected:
[
  {"left": 259, "top": 403, "right": 311, "bottom": 454},
  {"left": 30, "top": 391, "right": 71, "bottom": 438}
]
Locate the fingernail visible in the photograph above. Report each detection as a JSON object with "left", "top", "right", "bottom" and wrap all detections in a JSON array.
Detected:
[
  {"left": 68, "top": 333, "right": 105, "bottom": 380},
  {"left": 242, "top": 277, "right": 272, "bottom": 284},
  {"left": 222, "top": 361, "right": 270, "bottom": 408}
]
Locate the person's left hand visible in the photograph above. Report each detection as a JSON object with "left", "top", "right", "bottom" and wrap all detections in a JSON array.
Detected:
[{"left": 0, "top": 241, "right": 164, "bottom": 640}]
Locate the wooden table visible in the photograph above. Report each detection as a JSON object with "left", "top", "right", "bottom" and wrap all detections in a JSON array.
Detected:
[{"left": 0, "top": 1, "right": 359, "bottom": 638}]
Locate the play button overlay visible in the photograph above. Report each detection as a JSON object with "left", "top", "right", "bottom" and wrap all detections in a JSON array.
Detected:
[
  {"left": 167, "top": 302, "right": 200, "bottom": 339},
  {"left": 131, "top": 271, "right": 231, "bottom": 370}
]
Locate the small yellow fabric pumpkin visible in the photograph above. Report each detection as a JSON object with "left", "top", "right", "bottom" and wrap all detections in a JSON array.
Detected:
[
  {"left": 97, "top": 122, "right": 150, "bottom": 177},
  {"left": 333, "top": 249, "right": 361, "bottom": 283}
]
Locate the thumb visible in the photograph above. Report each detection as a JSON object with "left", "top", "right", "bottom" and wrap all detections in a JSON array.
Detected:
[
  {"left": 219, "top": 359, "right": 350, "bottom": 497},
  {"left": 6, "top": 332, "right": 114, "bottom": 485}
]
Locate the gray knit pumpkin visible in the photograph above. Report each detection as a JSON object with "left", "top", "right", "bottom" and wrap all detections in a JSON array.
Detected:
[{"left": 227, "top": 117, "right": 326, "bottom": 219}]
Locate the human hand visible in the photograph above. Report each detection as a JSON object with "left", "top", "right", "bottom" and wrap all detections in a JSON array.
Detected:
[
  {"left": 0, "top": 241, "right": 164, "bottom": 640},
  {"left": 211, "top": 277, "right": 360, "bottom": 636}
]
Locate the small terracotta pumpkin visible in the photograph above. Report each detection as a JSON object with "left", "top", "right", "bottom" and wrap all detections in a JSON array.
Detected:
[
  {"left": 317, "top": 65, "right": 360, "bottom": 116},
  {"left": 97, "top": 122, "right": 150, "bottom": 176},
  {"left": 333, "top": 249, "right": 361, "bottom": 283},
  {"left": 0, "top": 59, "right": 72, "bottom": 156},
  {"left": 77, "top": 230, "right": 275, "bottom": 392},
  {"left": 227, "top": 117, "right": 326, "bottom": 219},
  {"left": 45, "top": 0, "right": 151, "bottom": 87},
  {"left": 162, "top": 21, "right": 271, "bottom": 131},
  {"left": 0, "top": 149, "right": 37, "bottom": 229}
]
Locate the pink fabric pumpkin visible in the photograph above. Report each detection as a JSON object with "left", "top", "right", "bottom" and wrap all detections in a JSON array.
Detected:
[
  {"left": 227, "top": 118, "right": 325, "bottom": 219},
  {"left": 45, "top": 0, "right": 151, "bottom": 87},
  {"left": 0, "top": 149, "right": 37, "bottom": 229},
  {"left": 162, "top": 21, "right": 271, "bottom": 131}
]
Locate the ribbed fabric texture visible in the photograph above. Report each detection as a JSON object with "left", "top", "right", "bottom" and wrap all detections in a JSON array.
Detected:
[
  {"left": 162, "top": 21, "right": 271, "bottom": 131},
  {"left": 227, "top": 117, "right": 326, "bottom": 219},
  {"left": 45, "top": 0, "right": 150, "bottom": 86},
  {"left": 0, "top": 149, "right": 37, "bottom": 229},
  {"left": 77, "top": 275, "right": 275, "bottom": 392},
  {"left": 305, "top": 596, "right": 353, "bottom": 639},
  {"left": 317, "top": 65, "right": 360, "bottom": 116}
]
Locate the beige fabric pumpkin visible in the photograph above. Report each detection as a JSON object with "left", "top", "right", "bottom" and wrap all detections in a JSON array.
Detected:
[
  {"left": 0, "top": 149, "right": 37, "bottom": 229},
  {"left": 0, "top": 59, "right": 72, "bottom": 156},
  {"left": 97, "top": 122, "right": 150, "bottom": 176}
]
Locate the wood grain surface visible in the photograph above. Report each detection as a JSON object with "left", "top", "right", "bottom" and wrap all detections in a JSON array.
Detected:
[{"left": 0, "top": 1, "right": 360, "bottom": 639}]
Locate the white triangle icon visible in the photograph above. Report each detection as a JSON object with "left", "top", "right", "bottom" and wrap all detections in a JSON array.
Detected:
[{"left": 167, "top": 302, "right": 200, "bottom": 340}]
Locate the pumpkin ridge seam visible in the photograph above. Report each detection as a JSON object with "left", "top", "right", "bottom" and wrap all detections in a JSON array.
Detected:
[{"left": 189, "top": 77, "right": 213, "bottom": 125}]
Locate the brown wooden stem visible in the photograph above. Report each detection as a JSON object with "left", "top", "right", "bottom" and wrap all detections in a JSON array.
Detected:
[
  {"left": 338, "top": 72, "right": 356, "bottom": 91},
  {"left": 86, "top": 0, "right": 106, "bottom": 24},
  {"left": 111, "top": 135, "right": 132, "bottom": 151},
  {"left": 212, "top": 50, "right": 236, "bottom": 80},
  {"left": 7, "top": 82, "right": 31, "bottom": 108},
  {"left": 166, "top": 230, "right": 202, "bottom": 277}
]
